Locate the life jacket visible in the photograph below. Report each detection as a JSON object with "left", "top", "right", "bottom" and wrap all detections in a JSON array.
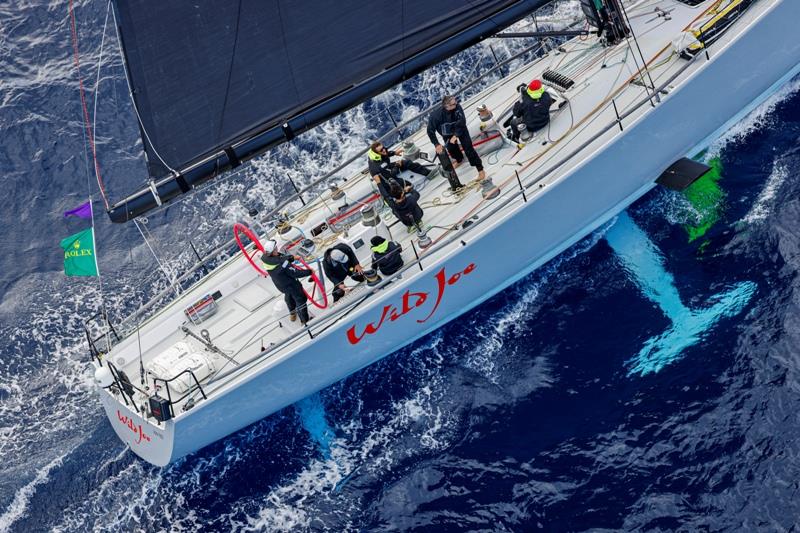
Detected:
[
  {"left": 526, "top": 86, "right": 546, "bottom": 100},
  {"left": 371, "top": 240, "right": 390, "bottom": 254},
  {"left": 516, "top": 89, "right": 552, "bottom": 132},
  {"left": 261, "top": 253, "right": 306, "bottom": 292},
  {"left": 371, "top": 241, "right": 403, "bottom": 275}
]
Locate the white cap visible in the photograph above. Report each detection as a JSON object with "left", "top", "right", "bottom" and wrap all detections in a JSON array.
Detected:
[
  {"left": 330, "top": 249, "right": 348, "bottom": 264},
  {"left": 263, "top": 240, "right": 277, "bottom": 254}
]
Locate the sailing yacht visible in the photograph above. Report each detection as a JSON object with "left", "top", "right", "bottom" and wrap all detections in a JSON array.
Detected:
[{"left": 87, "top": 0, "right": 800, "bottom": 465}]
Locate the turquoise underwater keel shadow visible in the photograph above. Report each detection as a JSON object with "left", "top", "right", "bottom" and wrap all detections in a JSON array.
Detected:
[
  {"left": 605, "top": 212, "right": 756, "bottom": 376},
  {"left": 295, "top": 394, "right": 336, "bottom": 460},
  {"left": 295, "top": 394, "right": 361, "bottom": 492}
]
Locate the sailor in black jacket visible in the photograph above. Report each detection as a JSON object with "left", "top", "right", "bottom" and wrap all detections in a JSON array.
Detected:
[
  {"left": 505, "top": 79, "right": 553, "bottom": 142},
  {"left": 390, "top": 184, "right": 424, "bottom": 230},
  {"left": 427, "top": 94, "right": 485, "bottom": 180},
  {"left": 375, "top": 174, "right": 414, "bottom": 209},
  {"left": 368, "top": 141, "right": 426, "bottom": 220},
  {"left": 261, "top": 240, "right": 312, "bottom": 324},
  {"left": 370, "top": 236, "right": 403, "bottom": 276},
  {"left": 366, "top": 142, "right": 424, "bottom": 229},
  {"left": 367, "top": 141, "right": 429, "bottom": 184},
  {"left": 323, "top": 242, "right": 365, "bottom": 302}
]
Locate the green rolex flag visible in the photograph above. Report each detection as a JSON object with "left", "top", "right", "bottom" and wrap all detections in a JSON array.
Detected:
[{"left": 60, "top": 227, "right": 98, "bottom": 277}]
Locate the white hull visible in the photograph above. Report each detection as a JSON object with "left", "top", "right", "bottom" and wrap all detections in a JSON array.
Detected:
[{"left": 100, "top": 0, "right": 800, "bottom": 465}]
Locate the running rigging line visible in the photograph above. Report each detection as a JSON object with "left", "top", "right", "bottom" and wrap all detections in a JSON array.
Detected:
[
  {"left": 68, "top": 0, "right": 110, "bottom": 210},
  {"left": 69, "top": 0, "right": 116, "bottom": 350}
]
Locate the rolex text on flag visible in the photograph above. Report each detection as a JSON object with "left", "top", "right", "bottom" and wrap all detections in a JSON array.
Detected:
[{"left": 60, "top": 227, "right": 98, "bottom": 276}]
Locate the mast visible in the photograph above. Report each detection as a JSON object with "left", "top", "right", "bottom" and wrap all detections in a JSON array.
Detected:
[
  {"left": 106, "top": 0, "right": 553, "bottom": 223},
  {"left": 579, "top": 0, "right": 630, "bottom": 44}
]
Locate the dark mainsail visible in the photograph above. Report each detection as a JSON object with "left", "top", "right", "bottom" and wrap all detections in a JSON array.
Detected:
[{"left": 108, "top": 0, "right": 550, "bottom": 222}]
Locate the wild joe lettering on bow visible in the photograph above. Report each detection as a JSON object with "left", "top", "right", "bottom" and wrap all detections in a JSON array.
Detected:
[
  {"left": 117, "top": 410, "right": 151, "bottom": 444},
  {"left": 346, "top": 263, "right": 476, "bottom": 345}
]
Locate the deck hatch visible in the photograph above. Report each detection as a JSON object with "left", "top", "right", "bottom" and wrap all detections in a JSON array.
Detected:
[{"left": 233, "top": 284, "right": 276, "bottom": 312}]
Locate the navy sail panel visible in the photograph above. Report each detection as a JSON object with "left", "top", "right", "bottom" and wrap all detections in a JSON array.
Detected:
[
  {"left": 113, "top": 1, "right": 298, "bottom": 178},
  {"left": 109, "top": 0, "right": 548, "bottom": 221}
]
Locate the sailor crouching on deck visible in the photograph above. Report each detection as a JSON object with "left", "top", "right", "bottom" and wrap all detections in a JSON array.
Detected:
[
  {"left": 390, "top": 185, "right": 424, "bottom": 232},
  {"left": 369, "top": 141, "right": 427, "bottom": 227},
  {"left": 323, "top": 243, "right": 365, "bottom": 302},
  {"left": 370, "top": 236, "right": 403, "bottom": 277},
  {"left": 504, "top": 79, "right": 553, "bottom": 142},
  {"left": 261, "top": 240, "right": 312, "bottom": 324},
  {"left": 427, "top": 94, "right": 486, "bottom": 181}
]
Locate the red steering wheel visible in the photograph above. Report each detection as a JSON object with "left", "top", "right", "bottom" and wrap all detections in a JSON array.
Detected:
[
  {"left": 233, "top": 222, "right": 328, "bottom": 309},
  {"left": 234, "top": 222, "right": 268, "bottom": 276},
  {"left": 295, "top": 256, "right": 329, "bottom": 310}
]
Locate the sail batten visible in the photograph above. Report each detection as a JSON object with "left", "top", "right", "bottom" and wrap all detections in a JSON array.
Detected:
[{"left": 109, "top": 0, "right": 550, "bottom": 222}]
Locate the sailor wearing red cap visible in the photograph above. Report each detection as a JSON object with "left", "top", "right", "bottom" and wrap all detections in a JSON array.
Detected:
[{"left": 504, "top": 79, "right": 554, "bottom": 142}]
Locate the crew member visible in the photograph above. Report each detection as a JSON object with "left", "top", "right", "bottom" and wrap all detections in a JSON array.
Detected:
[
  {"left": 323, "top": 242, "right": 365, "bottom": 302},
  {"left": 427, "top": 94, "right": 486, "bottom": 181},
  {"left": 390, "top": 184, "right": 424, "bottom": 231},
  {"left": 261, "top": 240, "right": 312, "bottom": 325},
  {"left": 370, "top": 236, "right": 404, "bottom": 276},
  {"left": 369, "top": 142, "right": 424, "bottom": 221},
  {"left": 375, "top": 174, "right": 421, "bottom": 225},
  {"left": 504, "top": 79, "right": 553, "bottom": 142},
  {"left": 368, "top": 141, "right": 429, "bottom": 184}
]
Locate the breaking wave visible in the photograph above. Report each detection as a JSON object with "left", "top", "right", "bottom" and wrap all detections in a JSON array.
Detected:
[{"left": 740, "top": 160, "right": 790, "bottom": 224}]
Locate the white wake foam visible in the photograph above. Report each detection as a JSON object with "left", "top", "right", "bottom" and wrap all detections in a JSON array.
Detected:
[
  {"left": 232, "top": 340, "right": 455, "bottom": 531},
  {"left": 741, "top": 161, "right": 790, "bottom": 224},
  {"left": 0, "top": 450, "right": 70, "bottom": 533},
  {"left": 705, "top": 77, "right": 800, "bottom": 161}
]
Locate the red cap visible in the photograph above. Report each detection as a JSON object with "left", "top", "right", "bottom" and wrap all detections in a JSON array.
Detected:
[{"left": 528, "top": 79, "right": 542, "bottom": 91}]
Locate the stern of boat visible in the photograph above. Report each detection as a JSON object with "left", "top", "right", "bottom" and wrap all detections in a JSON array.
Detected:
[{"left": 98, "top": 389, "right": 175, "bottom": 466}]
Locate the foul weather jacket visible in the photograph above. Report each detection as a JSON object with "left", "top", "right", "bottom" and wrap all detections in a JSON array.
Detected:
[
  {"left": 512, "top": 91, "right": 553, "bottom": 132},
  {"left": 371, "top": 241, "right": 404, "bottom": 276},
  {"left": 323, "top": 243, "right": 360, "bottom": 286},
  {"left": 369, "top": 150, "right": 430, "bottom": 183},
  {"left": 376, "top": 176, "right": 413, "bottom": 208},
  {"left": 260, "top": 253, "right": 310, "bottom": 293},
  {"left": 368, "top": 150, "right": 399, "bottom": 182},
  {"left": 427, "top": 104, "right": 469, "bottom": 145}
]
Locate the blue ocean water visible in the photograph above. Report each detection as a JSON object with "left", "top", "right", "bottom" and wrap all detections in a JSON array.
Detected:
[{"left": 2, "top": 1, "right": 800, "bottom": 531}]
